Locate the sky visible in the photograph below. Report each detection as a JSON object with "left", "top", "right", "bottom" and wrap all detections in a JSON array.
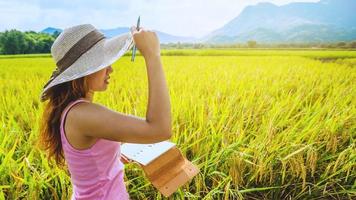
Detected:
[{"left": 0, "top": 0, "right": 320, "bottom": 38}]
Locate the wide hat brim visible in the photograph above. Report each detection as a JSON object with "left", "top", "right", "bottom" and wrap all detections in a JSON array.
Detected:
[{"left": 40, "top": 32, "right": 134, "bottom": 102}]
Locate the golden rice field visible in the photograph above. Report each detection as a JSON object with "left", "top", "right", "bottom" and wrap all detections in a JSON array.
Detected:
[{"left": 0, "top": 49, "right": 355, "bottom": 199}]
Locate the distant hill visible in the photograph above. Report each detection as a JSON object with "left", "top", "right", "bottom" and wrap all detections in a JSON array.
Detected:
[
  {"left": 154, "top": 30, "right": 196, "bottom": 43},
  {"left": 203, "top": 0, "right": 356, "bottom": 43},
  {"left": 41, "top": 27, "right": 62, "bottom": 35},
  {"left": 40, "top": 27, "right": 196, "bottom": 44}
]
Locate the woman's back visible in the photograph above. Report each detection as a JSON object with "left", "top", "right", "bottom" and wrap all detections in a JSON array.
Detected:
[{"left": 60, "top": 98, "right": 129, "bottom": 200}]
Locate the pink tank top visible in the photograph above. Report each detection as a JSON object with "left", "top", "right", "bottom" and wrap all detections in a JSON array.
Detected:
[{"left": 60, "top": 98, "right": 130, "bottom": 200}]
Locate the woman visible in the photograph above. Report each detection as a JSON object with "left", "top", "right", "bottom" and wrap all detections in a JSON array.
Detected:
[{"left": 38, "top": 24, "right": 172, "bottom": 199}]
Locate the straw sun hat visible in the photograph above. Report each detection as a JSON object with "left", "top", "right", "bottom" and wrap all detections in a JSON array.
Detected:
[{"left": 39, "top": 24, "right": 134, "bottom": 102}]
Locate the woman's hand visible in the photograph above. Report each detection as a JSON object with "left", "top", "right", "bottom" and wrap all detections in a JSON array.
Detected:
[{"left": 130, "top": 26, "right": 161, "bottom": 61}]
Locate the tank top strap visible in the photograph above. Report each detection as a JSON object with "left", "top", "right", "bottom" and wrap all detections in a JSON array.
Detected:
[{"left": 60, "top": 98, "right": 90, "bottom": 143}]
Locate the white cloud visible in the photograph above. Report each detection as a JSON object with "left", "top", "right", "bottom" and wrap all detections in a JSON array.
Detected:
[
  {"left": 0, "top": 1, "right": 41, "bottom": 31},
  {"left": 0, "top": 0, "right": 320, "bottom": 37}
]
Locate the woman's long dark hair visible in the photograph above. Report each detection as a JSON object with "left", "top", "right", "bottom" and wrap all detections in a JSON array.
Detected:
[{"left": 37, "top": 76, "right": 89, "bottom": 167}]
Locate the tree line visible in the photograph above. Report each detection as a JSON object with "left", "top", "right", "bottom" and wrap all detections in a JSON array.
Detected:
[
  {"left": 1, "top": 29, "right": 355, "bottom": 55},
  {"left": 0, "top": 30, "right": 60, "bottom": 54}
]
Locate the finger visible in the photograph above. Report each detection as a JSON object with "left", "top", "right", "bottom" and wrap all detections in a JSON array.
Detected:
[
  {"left": 137, "top": 26, "right": 144, "bottom": 32},
  {"left": 130, "top": 26, "right": 137, "bottom": 34},
  {"left": 120, "top": 155, "right": 129, "bottom": 164}
]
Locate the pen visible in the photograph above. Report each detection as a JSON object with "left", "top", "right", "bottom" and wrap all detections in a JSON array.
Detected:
[{"left": 131, "top": 16, "right": 140, "bottom": 62}]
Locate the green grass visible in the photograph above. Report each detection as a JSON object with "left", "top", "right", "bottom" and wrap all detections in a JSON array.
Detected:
[
  {"left": 0, "top": 50, "right": 355, "bottom": 199},
  {"left": 1, "top": 48, "right": 356, "bottom": 59}
]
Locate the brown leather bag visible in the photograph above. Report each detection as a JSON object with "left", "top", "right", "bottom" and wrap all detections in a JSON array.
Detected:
[{"left": 122, "top": 146, "right": 199, "bottom": 197}]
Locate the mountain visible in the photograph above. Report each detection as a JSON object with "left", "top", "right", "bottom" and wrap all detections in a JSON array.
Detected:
[
  {"left": 41, "top": 27, "right": 62, "bottom": 35},
  {"left": 203, "top": 0, "right": 356, "bottom": 43},
  {"left": 154, "top": 30, "right": 196, "bottom": 43},
  {"left": 40, "top": 27, "right": 196, "bottom": 44}
]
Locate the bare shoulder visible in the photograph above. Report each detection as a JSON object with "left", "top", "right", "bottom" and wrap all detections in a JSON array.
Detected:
[
  {"left": 68, "top": 101, "right": 106, "bottom": 115},
  {"left": 66, "top": 101, "right": 108, "bottom": 129}
]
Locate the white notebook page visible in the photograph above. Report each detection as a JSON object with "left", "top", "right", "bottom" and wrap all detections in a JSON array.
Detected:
[{"left": 121, "top": 141, "right": 176, "bottom": 165}]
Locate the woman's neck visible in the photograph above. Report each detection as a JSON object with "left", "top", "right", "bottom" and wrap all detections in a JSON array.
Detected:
[{"left": 84, "top": 91, "right": 94, "bottom": 102}]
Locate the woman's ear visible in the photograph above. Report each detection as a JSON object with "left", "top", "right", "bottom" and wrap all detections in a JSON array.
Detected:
[{"left": 108, "top": 65, "right": 113, "bottom": 73}]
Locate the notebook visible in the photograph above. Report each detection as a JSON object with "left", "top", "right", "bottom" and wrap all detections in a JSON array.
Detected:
[
  {"left": 120, "top": 140, "right": 200, "bottom": 197},
  {"left": 121, "top": 141, "right": 176, "bottom": 165}
]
